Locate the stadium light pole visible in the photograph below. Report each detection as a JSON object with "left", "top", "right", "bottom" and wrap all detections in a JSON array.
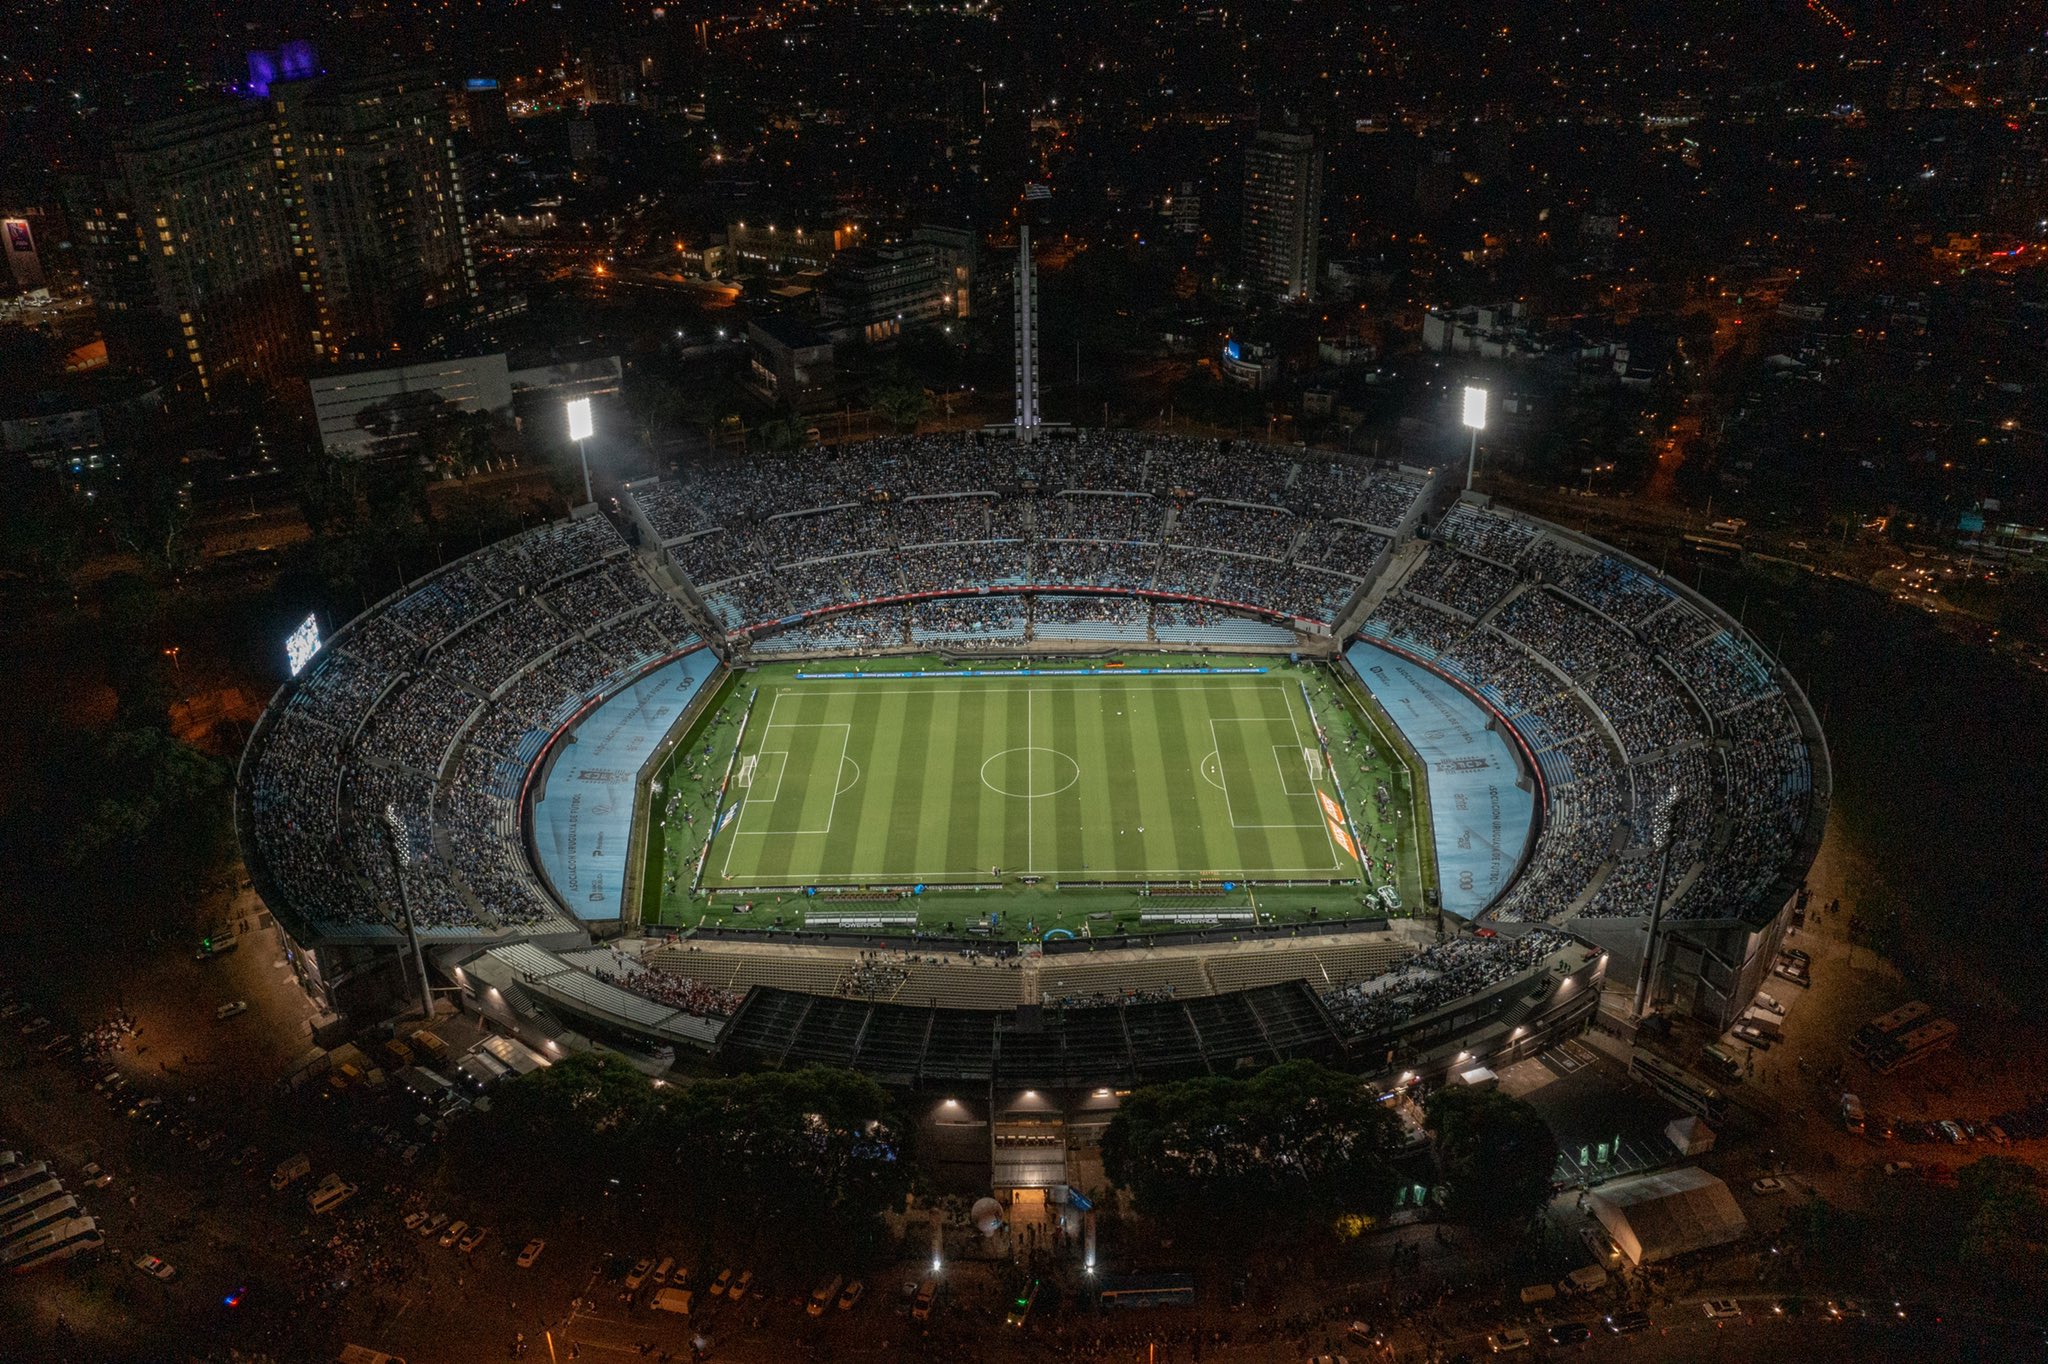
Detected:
[
  {"left": 1632, "top": 788, "right": 1681, "bottom": 1022},
  {"left": 383, "top": 805, "right": 436, "bottom": 1020},
  {"left": 1461, "top": 385, "right": 1487, "bottom": 491},
  {"left": 567, "top": 397, "right": 595, "bottom": 505}
]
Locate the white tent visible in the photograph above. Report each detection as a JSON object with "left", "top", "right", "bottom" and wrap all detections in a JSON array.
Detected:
[
  {"left": 1587, "top": 1166, "right": 1746, "bottom": 1266},
  {"left": 1664, "top": 1115, "right": 1716, "bottom": 1156}
]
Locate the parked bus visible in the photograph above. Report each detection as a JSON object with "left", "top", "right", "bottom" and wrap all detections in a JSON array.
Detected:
[
  {"left": 0, "top": 1161, "right": 49, "bottom": 1194},
  {"left": 1871, "top": 1018, "right": 1956, "bottom": 1074},
  {"left": 0, "top": 1194, "right": 76, "bottom": 1245},
  {"left": 1628, "top": 1051, "right": 1727, "bottom": 1122},
  {"left": 1098, "top": 1273, "right": 1197, "bottom": 1310},
  {"left": 1851, "top": 1001, "right": 1931, "bottom": 1058},
  {"left": 1, "top": 1215, "right": 101, "bottom": 1272},
  {"left": 309, "top": 1179, "right": 358, "bottom": 1215},
  {"left": 0, "top": 1177, "right": 61, "bottom": 1224}
]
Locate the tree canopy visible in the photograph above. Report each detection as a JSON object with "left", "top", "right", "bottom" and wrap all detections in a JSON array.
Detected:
[
  {"left": 1423, "top": 1085, "right": 1557, "bottom": 1228},
  {"left": 447, "top": 1056, "right": 912, "bottom": 1267},
  {"left": 1100, "top": 1059, "right": 1405, "bottom": 1231}
]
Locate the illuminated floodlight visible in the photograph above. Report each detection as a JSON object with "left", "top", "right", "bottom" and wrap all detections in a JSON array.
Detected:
[
  {"left": 1461, "top": 385, "right": 1488, "bottom": 431},
  {"left": 285, "top": 613, "right": 322, "bottom": 676},
  {"left": 566, "top": 396, "right": 595, "bottom": 443}
]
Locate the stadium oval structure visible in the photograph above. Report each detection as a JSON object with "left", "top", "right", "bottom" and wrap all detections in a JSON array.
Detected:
[{"left": 237, "top": 432, "right": 1827, "bottom": 1084}]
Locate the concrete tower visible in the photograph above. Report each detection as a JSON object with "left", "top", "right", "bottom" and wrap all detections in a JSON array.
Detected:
[{"left": 1013, "top": 225, "right": 1040, "bottom": 442}]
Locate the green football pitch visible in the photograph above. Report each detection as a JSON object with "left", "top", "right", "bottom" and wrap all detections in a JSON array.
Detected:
[
  {"left": 643, "top": 657, "right": 1433, "bottom": 936},
  {"left": 711, "top": 670, "right": 1350, "bottom": 884}
]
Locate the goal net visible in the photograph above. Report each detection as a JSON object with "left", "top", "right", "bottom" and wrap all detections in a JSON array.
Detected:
[
  {"left": 1303, "top": 748, "right": 1324, "bottom": 783},
  {"left": 736, "top": 754, "right": 758, "bottom": 788}
]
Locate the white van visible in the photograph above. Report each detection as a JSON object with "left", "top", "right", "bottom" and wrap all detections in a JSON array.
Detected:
[
  {"left": 271, "top": 1154, "right": 311, "bottom": 1191},
  {"left": 310, "top": 1180, "right": 358, "bottom": 1215},
  {"left": 651, "top": 1287, "right": 693, "bottom": 1315}
]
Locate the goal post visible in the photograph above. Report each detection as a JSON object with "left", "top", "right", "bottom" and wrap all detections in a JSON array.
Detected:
[
  {"left": 1304, "top": 748, "right": 1324, "bottom": 783},
  {"left": 736, "top": 754, "right": 758, "bottom": 789}
]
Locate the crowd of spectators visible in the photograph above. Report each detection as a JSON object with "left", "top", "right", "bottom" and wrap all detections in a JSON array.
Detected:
[
  {"left": 595, "top": 960, "right": 744, "bottom": 1018},
  {"left": 248, "top": 511, "right": 700, "bottom": 935},
  {"left": 627, "top": 433, "right": 1425, "bottom": 625},
  {"left": 1321, "top": 929, "right": 1570, "bottom": 1036},
  {"left": 1362, "top": 530, "right": 1815, "bottom": 928},
  {"left": 910, "top": 598, "right": 1027, "bottom": 640},
  {"left": 836, "top": 953, "right": 911, "bottom": 1001}
]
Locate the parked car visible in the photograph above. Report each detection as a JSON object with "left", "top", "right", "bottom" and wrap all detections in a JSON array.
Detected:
[
  {"left": 836, "top": 1280, "right": 865, "bottom": 1311},
  {"left": 215, "top": 1001, "right": 248, "bottom": 1020},
  {"left": 625, "top": 1258, "right": 655, "bottom": 1290},
  {"left": 438, "top": 1220, "right": 469, "bottom": 1249},
  {"left": 729, "top": 1269, "right": 754, "bottom": 1302},
  {"left": 1486, "top": 1328, "right": 1532, "bottom": 1353},
  {"left": 1751, "top": 1177, "right": 1787, "bottom": 1195},
  {"left": 80, "top": 1163, "right": 115, "bottom": 1189},
  {"left": 1884, "top": 1161, "right": 1916, "bottom": 1177},
  {"left": 1546, "top": 1322, "right": 1592, "bottom": 1346},
  {"left": 1704, "top": 1299, "right": 1743, "bottom": 1320},
  {"left": 708, "top": 1268, "right": 733, "bottom": 1297},
  {"left": 419, "top": 1213, "right": 449, "bottom": 1239},
  {"left": 809, "top": 1275, "right": 844, "bottom": 1316},
  {"left": 134, "top": 1254, "right": 177, "bottom": 1281},
  {"left": 457, "top": 1226, "right": 488, "bottom": 1254},
  {"left": 517, "top": 1239, "right": 546, "bottom": 1268},
  {"left": 1603, "top": 1311, "right": 1651, "bottom": 1334}
]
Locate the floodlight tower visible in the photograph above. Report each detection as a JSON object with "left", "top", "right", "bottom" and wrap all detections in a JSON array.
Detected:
[
  {"left": 1461, "top": 384, "right": 1487, "bottom": 491},
  {"left": 567, "top": 396, "right": 595, "bottom": 505},
  {"left": 1631, "top": 787, "right": 1682, "bottom": 1021},
  {"left": 383, "top": 803, "right": 436, "bottom": 1020},
  {"left": 1013, "top": 226, "right": 1040, "bottom": 443}
]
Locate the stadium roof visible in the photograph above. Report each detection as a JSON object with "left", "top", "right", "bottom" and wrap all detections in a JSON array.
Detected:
[
  {"left": 467, "top": 943, "right": 725, "bottom": 1048},
  {"left": 715, "top": 981, "right": 1346, "bottom": 1088}
]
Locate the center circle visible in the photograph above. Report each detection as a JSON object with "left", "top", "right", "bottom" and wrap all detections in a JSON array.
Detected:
[{"left": 980, "top": 746, "right": 1081, "bottom": 799}]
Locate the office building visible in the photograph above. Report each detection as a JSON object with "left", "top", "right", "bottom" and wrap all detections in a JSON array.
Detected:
[
  {"left": 820, "top": 243, "right": 949, "bottom": 343},
  {"left": 1242, "top": 125, "right": 1322, "bottom": 301}
]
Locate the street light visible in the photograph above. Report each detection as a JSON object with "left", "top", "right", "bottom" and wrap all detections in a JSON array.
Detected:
[
  {"left": 1461, "top": 384, "right": 1487, "bottom": 491},
  {"left": 566, "top": 397, "right": 595, "bottom": 505}
]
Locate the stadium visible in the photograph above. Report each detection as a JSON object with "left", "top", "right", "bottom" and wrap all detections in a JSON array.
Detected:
[{"left": 238, "top": 416, "right": 1828, "bottom": 1170}]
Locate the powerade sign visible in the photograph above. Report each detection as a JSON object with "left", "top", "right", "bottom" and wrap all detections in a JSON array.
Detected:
[{"left": 285, "top": 613, "right": 322, "bottom": 677}]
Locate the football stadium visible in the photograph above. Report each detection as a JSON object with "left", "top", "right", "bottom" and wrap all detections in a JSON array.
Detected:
[{"left": 238, "top": 423, "right": 1829, "bottom": 1163}]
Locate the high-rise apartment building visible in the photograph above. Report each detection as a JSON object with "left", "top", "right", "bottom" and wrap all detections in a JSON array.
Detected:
[
  {"left": 1241, "top": 125, "right": 1322, "bottom": 301},
  {"left": 64, "top": 102, "right": 307, "bottom": 394},
  {"left": 271, "top": 63, "right": 479, "bottom": 360},
  {"left": 64, "top": 58, "right": 478, "bottom": 394}
]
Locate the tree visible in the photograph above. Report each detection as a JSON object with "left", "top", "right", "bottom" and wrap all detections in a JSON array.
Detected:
[
  {"left": 753, "top": 413, "right": 808, "bottom": 454},
  {"left": 871, "top": 376, "right": 932, "bottom": 434},
  {"left": 0, "top": 481, "right": 92, "bottom": 589},
  {"left": 1955, "top": 1156, "right": 2048, "bottom": 1308},
  {"left": 1101, "top": 1060, "right": 1404, "bottom": 1232},
  {"left": 109, "top": 446, "right": 195, "bottom": 579},
  {"left": 445, "top": 1058, "right": 910, "bottom": 1268},
  {"left": 1424, "top": 1086, "right": 1556, "bottom": 1227}
]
